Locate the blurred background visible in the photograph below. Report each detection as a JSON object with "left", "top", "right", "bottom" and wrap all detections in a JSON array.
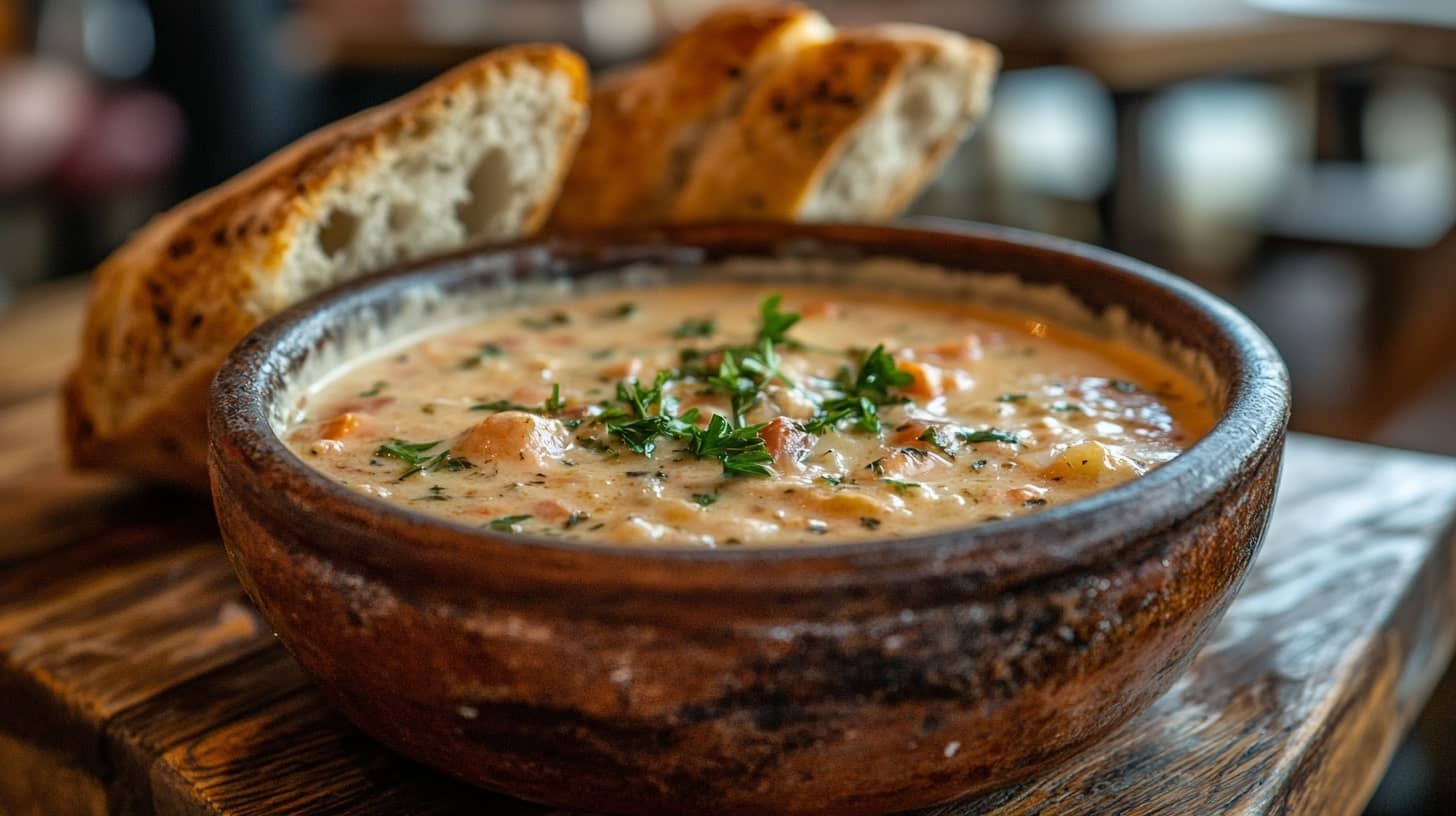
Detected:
[{"left": 0, "top": 0, "right": 1452, "bottom": 811}]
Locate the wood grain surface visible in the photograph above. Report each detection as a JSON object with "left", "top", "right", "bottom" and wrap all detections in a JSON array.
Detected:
[{"left": 2, "top": 281, "right": 1454, "bottom": 816}]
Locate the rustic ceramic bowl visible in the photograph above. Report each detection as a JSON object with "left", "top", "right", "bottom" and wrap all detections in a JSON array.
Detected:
[{"left": 209, "top": 221, "right": 1289, "bottom": 815}]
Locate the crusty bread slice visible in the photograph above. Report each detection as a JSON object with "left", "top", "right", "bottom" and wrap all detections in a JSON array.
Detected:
[
  {"left": 65, "top": 44, "right": 589, "bottom": 490},
  {"left": 671, "top": 24, "right": 999, "bottom": 221},
  {"left": 549, "top": 2, "right": 832, "bottom": 229}
]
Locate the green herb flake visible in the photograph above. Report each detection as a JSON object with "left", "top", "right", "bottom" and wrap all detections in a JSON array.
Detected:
[
  {"left": 460, "top": 343, "right": 505, "bottom": 368},
  {"left": 883, "top": 478, "right": 921, "bottom": 493},
  {"left": 998, "top": 393, "right": 1027, "bottom": 402},
  {"left": 916, "top": 426, "right": 955, "bottom": 458},
  {"left": 970, "top": 459, "right": 988, "bottom": 470},
  {"left": 671, "top": 317, "right": 716, "bottom": 338},
  {"left": 1024, "top": 498, "right": 1049, "bottom": 507},
  {"left": 692, "top": 493, "right": 718, "bottom": 506},
  {"left": 544, "top": 383, "right": 565, "bottom": 414},
  {"left": 521, "top": 311, "right": 570, "bottom": 330},
  {"left": 1049, "top": 401, "right": 1085, "bottom": 413},
  {"left": 374, "top": 439, "right": 473, "bottom": 480},
  {"left": 1109, "top": 379, "right": 1138, "bottom": 394},
  {"left": 957, "top": 429, "right": 1020, "bottom": 445},
  {"left": 860, "top": 516, "right": 882, "bottom": 530},
  {"left": 605, "top": 302, "right": 637, "bottom": 319},
  {"left": 469, "top": 399, "right": 536, "bottom": 413},
  {"left": 821, "top": 475, "right": 843, "bottom": 487},
  {"left": 487, "top": 514, "right": 533, "bottom": 532},
  {"left": 358, "top": 381, "right": 387, "bottom": 397},
  {"left": 564, "top": 512, "right": 590, "bottom": 529}
]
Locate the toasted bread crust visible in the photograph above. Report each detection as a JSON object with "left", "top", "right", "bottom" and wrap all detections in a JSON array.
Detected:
[
  {"left": 671, "top": 25, "right": 999, "bottom": 221},
  {"left": 550, "top": 3, "right": 830, "bottom": 229},
  {"left": 66, "top": 44, "right": 588, "bottom": 490}
]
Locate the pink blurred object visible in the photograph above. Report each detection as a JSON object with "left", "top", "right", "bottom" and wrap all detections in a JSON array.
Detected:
[
  {"left": 0, "top": 58, "right": 93, "bottom": 190},
  {"left": 0, "top": 56, "right": 183, "bottom": 196},
  {"left": 54, "top": 88, "right": 184, "bottom": 194}
]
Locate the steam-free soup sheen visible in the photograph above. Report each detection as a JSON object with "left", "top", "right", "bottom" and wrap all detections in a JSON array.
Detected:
[{"left": 285, "top": 284, "right": 1214, "bottom": 547}]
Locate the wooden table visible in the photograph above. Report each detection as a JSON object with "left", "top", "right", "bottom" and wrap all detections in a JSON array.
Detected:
[{"left": 3, "top": 281, "right": 1455, "bottom": 815}]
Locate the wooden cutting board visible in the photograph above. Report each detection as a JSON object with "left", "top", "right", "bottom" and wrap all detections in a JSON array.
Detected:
[{"left": 2, "top": 280, "right": 1455, "bottom": 815}]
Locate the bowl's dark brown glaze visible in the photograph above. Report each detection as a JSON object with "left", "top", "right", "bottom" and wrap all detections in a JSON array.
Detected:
[{"left": 209, "top": 221, "right": 1289, "bottom": 815}]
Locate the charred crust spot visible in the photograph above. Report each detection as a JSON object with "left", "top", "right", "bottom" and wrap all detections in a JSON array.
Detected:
[
  {"left": 158, "top": 436, "right": 181, "bottom": 454},
  {"left": 769, "top": 94, "right": 787, "bottom": 114},
  {"left": 188, "top": 313, "right": 204, "bottom": 330},
  {"left": 235, "top": 216, "right": 255, "bottom": 239},
  {"left": 785, "top": 116, "right": 802, "bottom": 132},
  {"left": 294, "top": 179, "right": 307, "bottom": 195},
  {"left": 833, "top": 93, "right": 858, "bottom": 107},
  {"left": 724, "top": 65, "right": 742, "bottom": 79},
  {"left": 167, "top": 236, "right": 196, "bottom": 259},
  {"left": 76, "top": 417, "right": 94, "bottom": 438},
  {"left": 345, "top": 608, "right": 364, "bottom": 628},
  {"left": 211, "top": 227, "right": 228, "bottom": 247},
  {"left": 152, "top": 305, "right": 172, "bottom": 327},
  {"left": 810, "top": 79, "right": 831, "bottom": 101},
  {"left": 144, "top": 278, "right": 163, "bottom": 297}
]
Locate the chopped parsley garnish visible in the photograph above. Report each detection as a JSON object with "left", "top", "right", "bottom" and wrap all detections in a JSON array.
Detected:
[
  {"left": 849, "top": 345, "right": 914, "bottom": 401},
  {"left": 970, "top": 459, "right": 988, "bottom": 470},
  {"left": 800, "top": 345, "right": 911, "bottom": 434},
  {"left": 821, "top": 475, "right": 843, "bottom": 487},
  {"left": 802, "top": 395, "right": 879, "bottom": 434},
  {"left": 471, "top": 385, "right": 566, "bottom": 416},
  {"left": 883, "top": 478, "right": 921, "bottom": 493},
  {"left": 358, "top": 381, "right": 386, "bottom": 397},
  {"left": 998, "top": 393, "right": 1027, "bottom": 402},
  {"left": 1024, "top": 498, "right": 1048, "bottom": 507},
  {"left": 754, "top": 294, "right": 802, "bottom": 346},
  {"left": 487, "top": 514, "right": 532, "bottom": 532},
  {"left": 375, "top": 439, "right": 474, "bottom": 480},
  {"left": 686, "top": 414, "right": 773, "bottom": 477},
  {"left": 672, "top": 317, "right": 716, "bottom": 338},
  {"left": 564, "top": 512, "right": 590, "bottom": 529},
  {"left": 692, "top": 493, "right": 718, "bottom": 506},
  {"left": 460, "top": 343, "right": 504, "bottom": 368},
  {"left": 705, "top": 339, "right": 789, "bottom": 426},
  {"left": 860, "top": 516, "right": 882, "bottom": 530},
  {"left": 604, "top": 302, "right": 637, "bottom": 319},
  {"left": 1049, "top": 401, "right": 1084, "bottom": 413},
  {"left": 1109, "top": 379, "right": 1138, "bottom": 393},
  {"left": 957, "top": 429, "right": 1020, "bottom": 445}
]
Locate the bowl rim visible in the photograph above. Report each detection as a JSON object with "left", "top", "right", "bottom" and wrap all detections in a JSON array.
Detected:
[{"left": 209, "top": 220, "right": 1289, "bottom": 590}]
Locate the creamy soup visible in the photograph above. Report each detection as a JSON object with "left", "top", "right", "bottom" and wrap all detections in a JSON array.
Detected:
[{"left": 284, "top": 284, "right": 1215, "bottom": 547}]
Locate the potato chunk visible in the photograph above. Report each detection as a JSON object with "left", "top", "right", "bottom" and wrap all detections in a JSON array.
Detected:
[
  {"left": 455, "top": 411, "right": 570, "bottom": 469},
  {"left": 1043, "top": 440, "right": 1144, "bottom": 483}
]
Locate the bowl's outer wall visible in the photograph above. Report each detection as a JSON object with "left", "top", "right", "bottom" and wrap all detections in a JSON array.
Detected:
[{"left": 209, "top": 222, "right": 1290, "bottom": 815}]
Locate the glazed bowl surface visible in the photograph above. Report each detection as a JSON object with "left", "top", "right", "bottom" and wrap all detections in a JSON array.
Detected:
[{"left": 208, "top": 221, "right": 1290, "bottom": 815}]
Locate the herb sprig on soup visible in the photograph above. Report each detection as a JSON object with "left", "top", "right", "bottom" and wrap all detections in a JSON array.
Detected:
[{"left": 285, "top": 285, "right": 1214, "bottom": 547}]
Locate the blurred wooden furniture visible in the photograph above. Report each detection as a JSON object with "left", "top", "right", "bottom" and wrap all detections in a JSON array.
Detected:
[{"left": 2, "top": 281, "right": 1455, "bottom": 815}]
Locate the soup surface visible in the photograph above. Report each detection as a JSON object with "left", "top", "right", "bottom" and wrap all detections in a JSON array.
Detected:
[{"left": 284, "top": 284, "right": 1214, "bottom": 547}]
